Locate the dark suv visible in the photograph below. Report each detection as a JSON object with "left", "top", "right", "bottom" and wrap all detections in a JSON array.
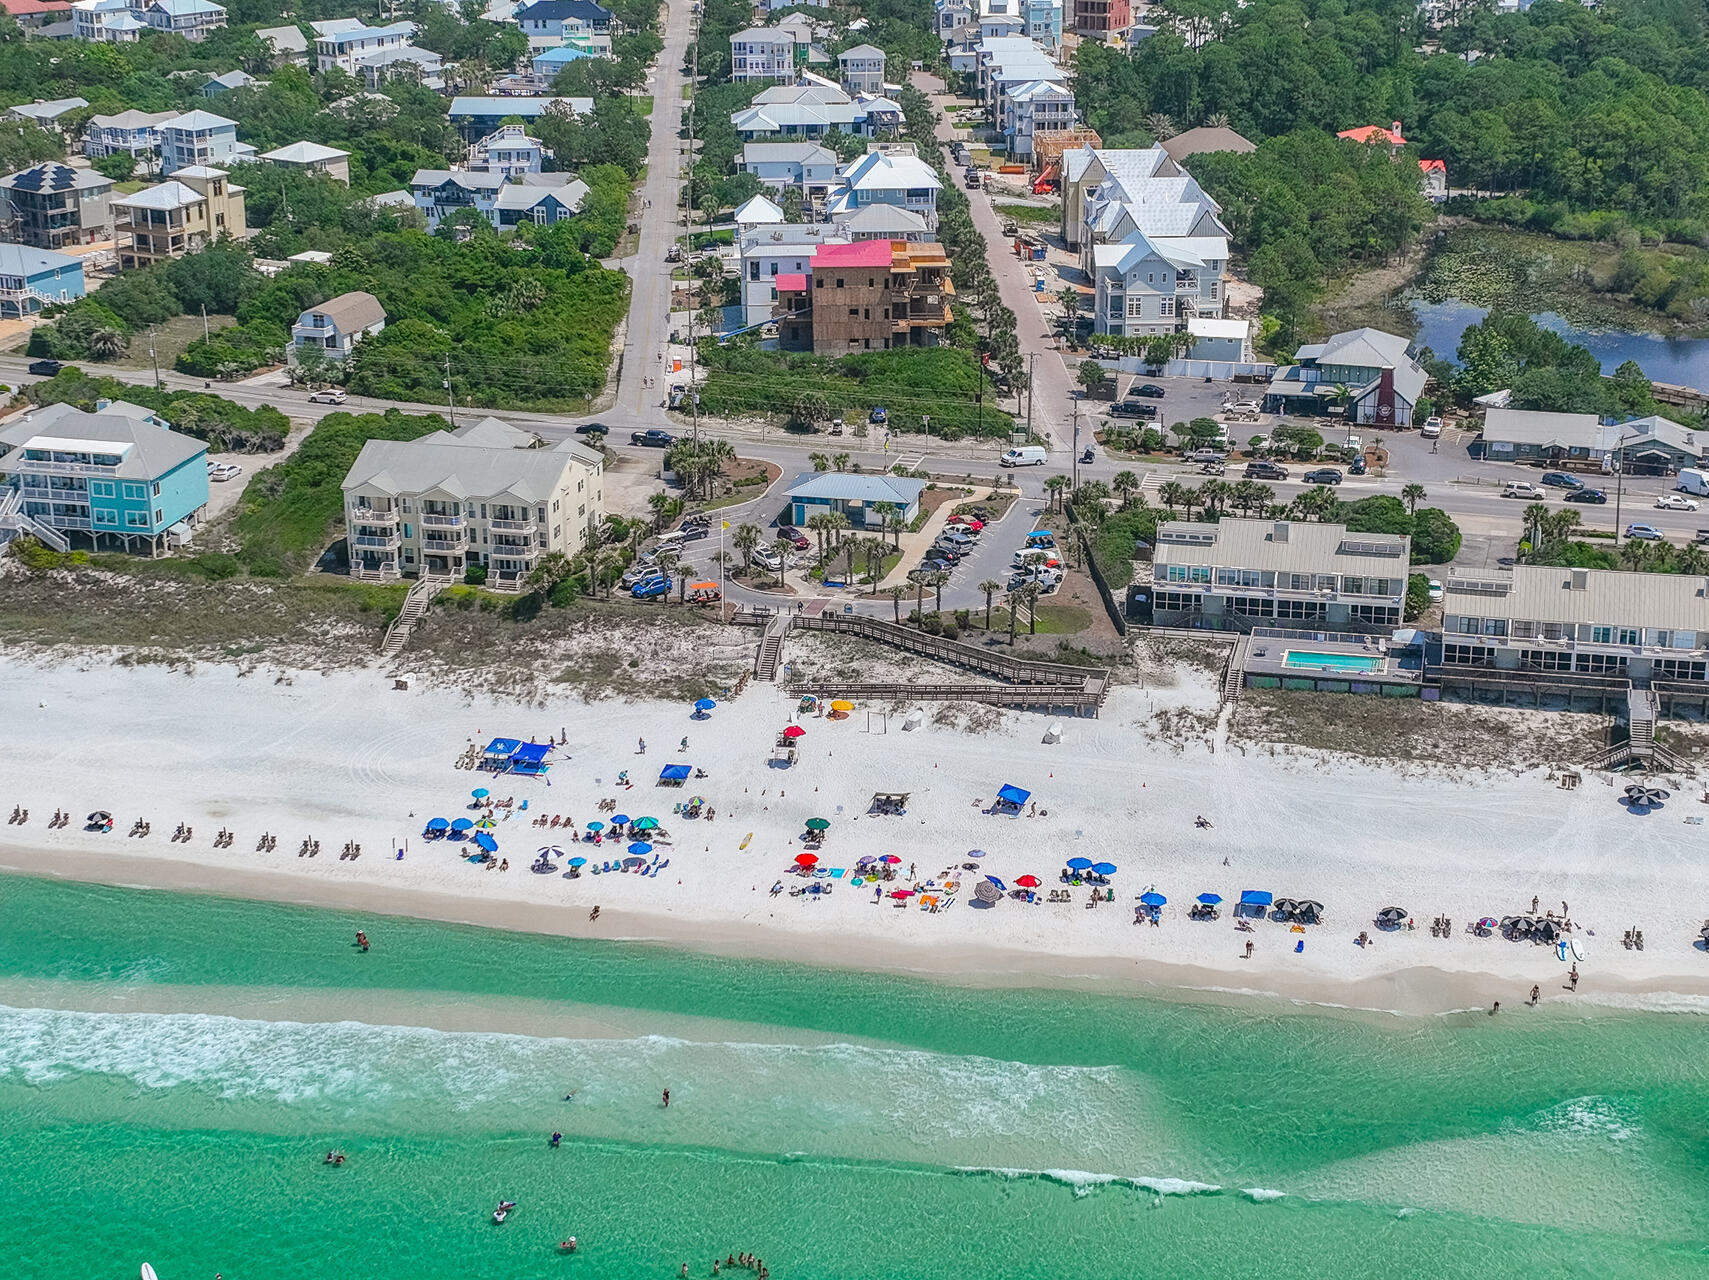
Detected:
[
  {"left": 631, "top": 429, "right": 676, "bottom": 448},
  {"left": 1303, "top": 468, "right": 1343, "bottom": 486},
  {"left": 1244, "top": 460, "right": 1289, "bottom": 480},
  {"left": 1540, "top": 471, "right": 1584, "bottom": 490}
]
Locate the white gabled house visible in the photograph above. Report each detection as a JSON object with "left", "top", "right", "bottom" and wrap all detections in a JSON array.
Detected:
[{"left": 730, "top": 28, "right": 797, "bottom": 82}]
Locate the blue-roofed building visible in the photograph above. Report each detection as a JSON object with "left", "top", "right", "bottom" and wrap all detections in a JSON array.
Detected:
[
  {"left": 0, "top": 243, "right": 86, "bottom": 318},
  {"left": 783, "top": 472, "right": 925, "bottom": 530},
  {"left": 0, "top": 399, "right": 209, "bottom": 554},
  {"left": 447, "top": 95, "right": 592, "bottom": 138},
  {"left": 531, "top": 44, "right": 598, "bottom": 77},
  {"left": 139, "top": 0, "right": 227, "bottom": 40}
]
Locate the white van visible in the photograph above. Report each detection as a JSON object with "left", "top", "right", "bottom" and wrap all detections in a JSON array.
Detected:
[
  {"left": 1001, "top": 445, "right": 1048, "bottom": 467},
  {"left": 1421, "top": 416, "right": 1443, "bottom": 439},
  {"left": 1678, "top": 468, "right": 1709, "bottom": 497}
]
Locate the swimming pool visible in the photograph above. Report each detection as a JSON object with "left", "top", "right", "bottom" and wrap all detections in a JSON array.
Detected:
[{"left": 1282, "top": 650, "right": 1385, "bottom": 673}]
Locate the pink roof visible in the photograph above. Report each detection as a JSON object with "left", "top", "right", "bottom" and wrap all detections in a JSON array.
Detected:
[
  {"left": 1418, "top": 158, "right": 1446, "bottom": 173},
  {"left": 775, "top": 272, "right": 808, "bottom": 291},
  {"left": 1338, "top": 124, "right": 1406, "bottom": 146},
  {"left": 813, "top": 241, "right": 892, "bottom": 269}
]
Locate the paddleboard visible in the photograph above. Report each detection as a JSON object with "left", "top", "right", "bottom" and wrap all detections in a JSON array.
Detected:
[
  {"left": 142, "top": 1265, "right": 158, "bottom": 1280},
  {"left": 1570, "top": 937, "right": 1587, "bottom": 963},
  {"left": 739, "top": 832, "right": 754, "bottom": 850}
]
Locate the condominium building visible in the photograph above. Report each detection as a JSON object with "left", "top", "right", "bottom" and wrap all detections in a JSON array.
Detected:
[
  {"left": 0, "top": 399, "right": 209, "bottom": 555},
  {"left": 0, "top": 163, "right": 113, "bottom": 249},
  {"left": 1440, "top": 566, "right": 1709, "bottom": 684},
  {"left": 775, "top": 238, "right": 954, "bottom": 352},
  {"left": 340, "top": 416, "right": 605, "bottom": 586},
  {"left": 113, "top": 166, "right": 247, "bottom": 270},
  {"left": 1147, "top": 518, "right": 1412, "bottom": 631}
]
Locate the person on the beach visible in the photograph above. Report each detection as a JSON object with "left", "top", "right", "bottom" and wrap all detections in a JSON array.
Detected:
[
  {"left": 1530, "top": 984, "right": 1541, "bottom": 1005},
  {"left": 1244, "top": 941, "right": 1253, "bottom": 958},
  {"left": 639, "top": 737, "right": 647, "bottom": 754},
  {"left": 662, "top": 1088, "right": 670, "bottom": 1107},
  {"left": 1569, "top": 965, "right": 1579, "bottom": 990},
  {"left": 1491, "top": 1001, "right": 1501, "bottom": 1015},
  {"left": 356, "top": 930, "right": 368, "bottom": 952},
  {"left": 550, "top": 1131, "right": 562, "bottom": 1148},
  {"left": 1531, "top": 895, "right": 1540, "bottom": 914}
]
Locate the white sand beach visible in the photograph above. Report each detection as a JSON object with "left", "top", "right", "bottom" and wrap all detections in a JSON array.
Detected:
[{"left": 3, "top": 649, "right": 1708, "bottom": 1016}]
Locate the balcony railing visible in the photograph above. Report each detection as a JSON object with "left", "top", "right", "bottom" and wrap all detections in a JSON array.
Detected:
[
  {"left": 489, "top": 517, "right": 534, "bottom": 531},
  {"left": 352, "top": 533, "right": 400, "bottom": 549},
  {"left": 351, "top": 508, "right": 398, "bottom": 526},
  {"left": 420, "top": 512, "right": 463, "bottom": 527},
  {"left": 9, "top": 457, "right": 119, "bottom": 477},
  {"left": 421, "top": 534, "right": 467, "bottom": 551}
]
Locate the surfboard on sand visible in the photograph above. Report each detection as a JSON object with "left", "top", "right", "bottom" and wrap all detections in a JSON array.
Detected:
[
  {"left": 1570, "top": 937, "right": 1587, "bottom": 963},
  {"left": 739, "top": 832, "right": 754, "bottom": 850}
]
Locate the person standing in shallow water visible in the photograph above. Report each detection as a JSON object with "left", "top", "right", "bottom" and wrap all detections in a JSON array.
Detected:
[{"left": 662, "top": 1088, "right": 670, "bottom": 1108}]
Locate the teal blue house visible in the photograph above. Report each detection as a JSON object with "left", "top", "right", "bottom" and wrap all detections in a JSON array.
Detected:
[
  {"left": 0, "top": 399, "right": 209, "bottom": 554},
  {"left": 0, "top": 243, "right": 86, "bottom": 320}
]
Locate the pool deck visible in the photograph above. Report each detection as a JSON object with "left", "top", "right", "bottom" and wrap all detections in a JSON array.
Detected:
[{"left": 1242, "top": 628, "right": 1422, "bottom": 692}]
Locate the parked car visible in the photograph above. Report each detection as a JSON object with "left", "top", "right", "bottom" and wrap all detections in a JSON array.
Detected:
[
  {"left": 1655, "top": 493, "right": 1700, "bottom": 511},
  {"left": 1501, "top": 482, "right": 1546, "bottom": 499},
  {"left": 946, "top": 515, "right": 984, "bottom": 531},
  {"left": 1081, "top": 447, "right": 1095, "bottom": 464},
  {"left": 1108, "top": 400, "right": 1159, "bottom": 419},
  {"left": 775, "top": 525, "right": 809, "bottom": 549},
  {"left": 1128, "top": 383, "right": 1166, "bottom": 398},
  {"left": 869, "top": 406, "right": 887, "bottom": 424},
  {"left": 673, "top": 522, "right": 708, "bottom": 541},
  {"left": 1187, "top": 449, "right": 1226, "bottom": 464},
  {"left": 1304, "top": 468, "right": 1343, "bottom": 486},
  {"left": 1625, "top": 523, "right": 1665, "bottom": 541},
  {"left": 631, "top": 429, "right": 676, "bottom": 447},
  {"left": 307, "top": 387, "right": 347, "bottom": 405},
  {"left": 1420, "top": 416, "right": 1443, "bottom": 439},
  {"left": 26, "top": 358, "right": 62, "bottom": 377},
  {"left": 1540, "top": 471, "right": 1584, "bottom": 490},
  {"left": 620, "top": 564, "right": 654, "bottom": 588},
  {"left": 630, "top": 575, "right": 672, "bottom": 599},
  {"left": 208, "top": 462, "right": 242, "bottom": 483},
  {"left": 1244, "top": 461, "right": 1289, "bottom": 480},
  {"left": 753, "top": 547, "right": 784, "bottom": 571},
  {"left": 1225, "top": 399, "right": 1263, "bottom": 414},
  {"left": 1565, "top": 488, "right": 1607, "bottom": 504},
  {"left": 1427, "top": 578, "right": 1444, "bottom": 603},
  {"left": 929, "top": 547, "right": 964, "bottom": 563},
  {"left": 1348, "top": 456, "right": 1367, "bottom": 476},
  {"left": 574, "top": 422, "right": 610, "bottom": 438}
]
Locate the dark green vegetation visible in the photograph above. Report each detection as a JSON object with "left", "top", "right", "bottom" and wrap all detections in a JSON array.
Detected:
[
  {"left": 1442, "top": 313, "right": 1660, "bottom": 418},
  {"left": 21, "top": 368, "right": 289, "bottom": 454}
]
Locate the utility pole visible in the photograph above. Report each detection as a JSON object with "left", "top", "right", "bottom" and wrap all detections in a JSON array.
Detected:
[
  {"left": 201, "top": 303, "right": 209, "bottom": 343},
  {"left": 1026, "top": 352, "right": 1035, "bottom": 435},
  {"left": 687, "top": 37, "right": 699, "bottom": 445},
  {"left": 1071, "top": 400, "right": 1081, "bottom": 492},
  {"left": 149, "top": 328, "right": 160, "bottom": 387},
  {"left": 444, "top": 355, "right": 457, "bottom": 428}
]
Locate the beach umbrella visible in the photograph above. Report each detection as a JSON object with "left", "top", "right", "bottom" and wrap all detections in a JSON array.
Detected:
[
  {"left": 628, "top": 841, "right": 653, "bottom": 856},
  {"left": 1092, "top": 861, "right": 1118, "bottom": 875},
  {"left": 1066, "top": 857, "right": 1093, "bottom": 871},
  {"left": 973, "top": 881, "right": 1001, "bottom": 904},
  {"left": 472, "top": 788, "right": 490, "bottom": 799},
  {"left": 1477, "top": 917, "right": 1497, "bottom": 930},
  {"left": 610, "top": 814, "right": 630, "bottom": 826},
  {"left": 474, "top": 817, "right": 496, "bottom": 830},
  {"left": 632, "top": 817, "right": 659, "bottom": 831},
  {"left": 1272, "top": 897, "right": 1299, "bottom": 914},
  {"left": 889, "top": 889, "right": 914, "bottom": 899},
  {"left": 1378, "top": 906, "right": 1407, "bottom": 921},
  {"left": 805, "top": 817, "right": 830, "bottom": 831},
  {"left": 1623, "top": 784, "right": 1670, "bottom": 807},
  {"left": 473, "top": 832, "right": 498, "bottom": 853},
  {"left": 537, "top": 846, "right": 564, "bottom": 857},
  {"left": 568, "top": 856, "right": 587, "bottom": 868},
  {"left": 1015, "top": 875, "right": 1041, "bottom": 888},
  {"left": 623, "top": 856, "right": 645, "bottom": 869},
  {"left": 695, "top": 697, "right": 717, "bottom": 711},
  {"left": 451, "top": 818, "right": 474, "bottom": 831},
  {"left": 856, "top": 855, "right": 876, "bottom": 866},
  {"left": 1140, "top": 892, "right": 1166, "bottom": 907},
  {"left": 426, "top": 817, "right": 450, "bottom": 831},
  {"left": 986, "top": 874, "right": 1008, "bottom": 891},
  {"left": 1297, "top": 900, "right": 1324, "bottom": 921},
  {"left": 586, "top": 821, "right": 605, "bottom": 832},
  {"left": 966, "top": 849, "right": 987, "bottom": 859},
  {"left": 783, "top": 725, "right": 806, "bottom": 739},
  {"left": 879, "top": 855, "right": 901, "bottom": 864},
  {"left": 1197, "top": 892, "right": 1222, "bottom": 905},
  {"left": 795, "top": 853, "right": 819, "bottom": 867},
  {"left": 88, "top": 810, "right": 111, "bottom": 822}
]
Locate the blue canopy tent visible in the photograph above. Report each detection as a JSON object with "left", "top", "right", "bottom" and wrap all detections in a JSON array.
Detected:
[
  {"left": 993, "top": 783, "right": 1030, "bottom": 813},
  {"left": 481, "top": 738, "right": 522, "bottom": 764},
  {"left": 659, "top": 764, "right": 692, "bottom": 786},
  {"left": 473, "top": 831, "right": 498, "bottom": 853},
  {"left": 509, "top": 742, "right": 552, "bottom": 776},
  {"left": 1237, "top": 889, "right": 1273, "bottom": 919}
]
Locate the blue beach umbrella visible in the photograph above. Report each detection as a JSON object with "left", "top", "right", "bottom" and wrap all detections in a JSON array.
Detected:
[
  {"left": 632, "top": 816, "right": 659, "bottom": 831},
  {"left": 569, "top": 856, "right": 587, "bottom": 867},
  {"left": 1066, "top": 857, "right": 1093, "bottom": 871},
  {"left": 1140, "top": 892, "right": 1166, "bottom": 907},
  {"left": 966, "top": 849, "right": 987, "bottom": 858},
  {"left": 425, "top": 818, "right": 450, "bottom": 831},
  {"left": 472, "top": 788, "right": 489, "bottom": 799},
  {"left": 985, "top": 875, "right": 1007, "bottom": 891},
  {"left": 586, "top": 821, "right": 605, "bottom": 832},
  {"left": 628, "top": 841, "right": 654, "bottom": 856},
  {"left": 610, "top": 814, "right": 630, "bottom": 826},
  {"left": 473, "top": 832, "right": 498, "bottom": 853},
  {"left": 1092, "top": 861, "right": 1118, "bottom": 875},
  {"left": 695, "top": 697, "right": 716, "bottom": 711},
  {"left": 1197, "top": 892, "right": 1222, "bottom": 905},
  {"left": 451, "top": 818, "right": 474, "bottom": 832}
]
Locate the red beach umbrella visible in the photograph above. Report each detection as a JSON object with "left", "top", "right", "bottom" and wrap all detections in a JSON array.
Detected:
[
  {"left": 1015, "top": 875, "right": 1041, "bottom": 888},
  {"left": 879, "top": 855, "right": 901, "bottom": 864},
  {"left": 795, "top": 853, "right": 818, "bottom": 867},
  {"left": 889, "top": 889, "right": 914, "bottom": 899},
  {"left": 782, "top": 725, "right": 806, "bottom": 739}
]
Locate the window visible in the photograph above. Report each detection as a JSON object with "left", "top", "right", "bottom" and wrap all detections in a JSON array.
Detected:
[
  {"left": 1126, "top": 296, "right": 1145, "bottom": 318},
  {"left": 155, "top": 509, "right": 162, "bottom": 523},
  {"left": 1575, "top": 653, "right": 1628, "bottom": 675},
  {"left": 1523, "top": 649, "right": 1573, "bottom": 672},
  {"left": 1159, "top": 299, "right": 1175, "bottom": 318},
  {"left": 93, "top": 508, "right": 118, "bottom": 526},
  {"left": 1590, "top": 626, "right": 1612, "bottom": 644},
  {"left": 1654, "top": 659, "right": 1707, "bottom": 681},
  {"left": 89, "top": 480, "right": 115, "bottom": 497},
  {"left": 153, "top": 482, "right": 161, "bottom": 497},
  {"left": 1443, "top": 643, "right": 1492, "bottom": 665},
  {"left": 1275, "top": 599, "right": 1326, "bottom": 620},
  {"left": 122, "top": 482, "right": 145, "bottom": 500},
  {"left": 125, "top": 511, "right": 149, "bottom": 528},
  {"left": 1618, "top": 627, "right": 1640, "bottom": 646}
]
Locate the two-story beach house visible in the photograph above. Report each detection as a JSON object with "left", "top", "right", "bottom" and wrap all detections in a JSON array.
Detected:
[
  {"left": 0, "top": 243, "right": 85, "bottom": 319},
  {"left": 312, "top": 19, "right": 416, "bottom": 73},
  {"left": 139, "top": 0, "right": 226, "bottom": 40},
  {"left": 730, "top": 28, "right": 798, "bottom": 82},
  {"left": 291, "top": 290, "right": 386, "bottom": 364},
  {"left": 113, "top": 166, "right": 246, "bottom": 269},
  {"left": 340, "top": 416, "right": 604, "bottom": 587},
  {"left": 822, "top": 147, "right": 942, "bottom": 231},
  {"left": 157, "top": 110, "right": 245, "bottom": 174},
  {"left": 836, "top": 44, "right": 886, "bottom": 94}
]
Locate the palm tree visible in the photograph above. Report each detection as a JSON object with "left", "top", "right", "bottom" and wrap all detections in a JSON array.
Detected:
[
  {"left": 1144, "top": 111, "right": 1177, "bottom": 140},
  {"left": 732, "top": 522, "right": 760, "bottom": 572},
  {"left": 885, "top": 584, "right": 907, "bottom": 622},
  {"left": 1156, "top": 480, "right": 1188, "bottom": 517},
  {"left": 863, "top": 537, "right": 887, "bottom": 592},
  {"left": 652, "top": 549, "right": 679, "bottom": 594},
  {"left": 1521, "top": 502, "right": 1550, "bottom": 550},
  {"left": 928, "top": 570, "right": 949, "bottom": 614},
  {"left": 1044, "top": 474, "right": 1069, "bottom": 511},
  {"left": 1007, "top": 587, "right": 1020, "bottom": 645},
  {"left": 676, "top": 561, "right": 695, "bottom": 604},
  {"left": 979, "top": 579, "right": 1001, "bottom": 629},
  {"left": 1400, "top": 483, "right": 1427, "bottom": 514},
  {"left": 88, "top": 327, "right": 127, "bottom": 360},
  {"left": 1203, "top": 110, "right": 1231, "bottom": 129},
  {"left": 831, "top": 452, "right": 851, "bottom": 473},
  {"left": 873, "top": 502, "right": 897, "bottom": 543},
  {"left": 1018, "top": 581, "right": 1043, "bottom": 634},
  {"left": 809, "top": 452, "right": 829, "bottom": 472},
  {"left": 769, "top": 537, "right": 792, "bottom": 587},
  {"left": 1075, "top": 479, "right": 1111, "bottom": 508},
  {"left": 825, "top": 511, "right": 851, "bottom": 548},
  {"left": 1112, "top": 470, "right": 1140, "bottom": 508},
  {"left": 593, "top": 548, "right": 623, "bottom": 598},
  {"left": 885, "top": 514, "right": 906, "bottom": 550},
  {"left": 646, "top": 491, "right": 674, "bottom": 532},
  {"left": 1177, "top": 485, "right": 1202, "bottom": 521},
  {"left": 805, "top": 512, "right": 836, "bottom": 563},
  {"left": 1198, "top": 478, "right": 1232, "bottom": 517}
]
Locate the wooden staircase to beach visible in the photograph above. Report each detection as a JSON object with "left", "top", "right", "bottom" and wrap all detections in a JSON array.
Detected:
[
  {"left": 1585, "top": 689, "right": 1683, "bottom": 772},
  {"left": 380, "top": 575, "right": 450, "bottom": 662},
  {"left": 1221, "top": 635, "right": 1249, "bottom": 706},
  {"left": 754, "top": 612, "right": 792, "bottom": 681},
  {"left": 0, "top": 488, "right": 71, "bottom": 553}
]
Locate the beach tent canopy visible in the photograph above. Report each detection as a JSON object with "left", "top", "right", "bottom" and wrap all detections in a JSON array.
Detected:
[
  {"left": 473, "top": 832, "right": 498, "bottom": 853},
  {"left": 660, "top": 764, "right": 692, "bottom": 782},
  {"left": 995, "top": 784, "right": 1031, "bottom": 807},
  {"left": 510, "top": 743, "right": 551, "bottom": 765},
  {"left": 1239, "top": 890, "right": 1273, "bottom": 907},
  {"left": 482, "top": 738, "right": 522, "bottom": 758},
  {"left": 425, "top": 818, "right": 450, "bottom": 830},
  {"left": 783, "top": 725, "right": 807, "bottom": 739}
]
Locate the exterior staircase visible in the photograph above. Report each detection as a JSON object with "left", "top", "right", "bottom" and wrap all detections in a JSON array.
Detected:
[
  {"left": 1585, "top": 689, "right": 1684, "bottom": 772},
  {"left": 1221, "top": 635, "right": 1249, "bottom": 705},
  {"left": 0, "top": 489, "right": 71, "bottom": 553},
  {"left": 755, "top": 612, "right": 792, "bottom": 681},
  {"left": 379, "top": 575, "right": 450, "bottom": 663}
]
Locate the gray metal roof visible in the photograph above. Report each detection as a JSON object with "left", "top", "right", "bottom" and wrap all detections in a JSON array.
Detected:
[
  {"left": 743, "top": 140, "right": 835, "bottom": 165},
  {"left": 1154, "top": 517, "right": 1410, "bottom": 571},
  {"left": 0, "top": 402, "right": 205, "bottom": 480},
  {"left": 1444, "top": 565, "right": 1709, "bottom": 633},
  {"left": 1482, "top": 408, "right": 1601, "bottom": 448},
  {"left": 342, "top": 425, "right": 598, "bottom": 502}
]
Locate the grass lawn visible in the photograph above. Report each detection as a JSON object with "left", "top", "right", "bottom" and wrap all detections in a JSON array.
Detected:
[
  {"left": 691, "top": 228, "right": 735, "bottom": 248},
  {"left": 102, "top": 312, "right": 236, "bottom": 371},
  {"left": 633, "top": 94, "right": 654, "bottom": 115},
  {"left": 994, "top": 202, "right": 1056, "bottom": 224},
  {"left": 986, "top": 602, "right": 1093, "bottom": 636}
]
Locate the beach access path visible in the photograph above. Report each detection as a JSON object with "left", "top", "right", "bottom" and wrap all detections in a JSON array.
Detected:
[{"left": 2, "top": 652, "right": 1707, "bottom": 1017}]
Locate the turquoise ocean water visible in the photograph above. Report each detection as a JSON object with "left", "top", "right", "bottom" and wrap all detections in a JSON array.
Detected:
[{"left": 3, "top": 876, "right": 1708, "bottom": 1278}]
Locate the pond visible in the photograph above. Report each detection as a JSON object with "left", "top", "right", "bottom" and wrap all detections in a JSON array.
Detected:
[{"left": 1410, "top": 298, "right": 1709, "bottom": 387}]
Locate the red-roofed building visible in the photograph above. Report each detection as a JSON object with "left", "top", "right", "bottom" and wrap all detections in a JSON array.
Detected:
[
  {"left": 2, "top": 0, "right": 71, "bottom": 25},
  {"left": 1418, "top": 158, "right": 1447, "bottom": 203},
  {"left": 776, "top": 239, "right": 954, "bottom": 352},
  {"left": 1337, "top": 121, "right": 1406, "bottom": 151}
]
